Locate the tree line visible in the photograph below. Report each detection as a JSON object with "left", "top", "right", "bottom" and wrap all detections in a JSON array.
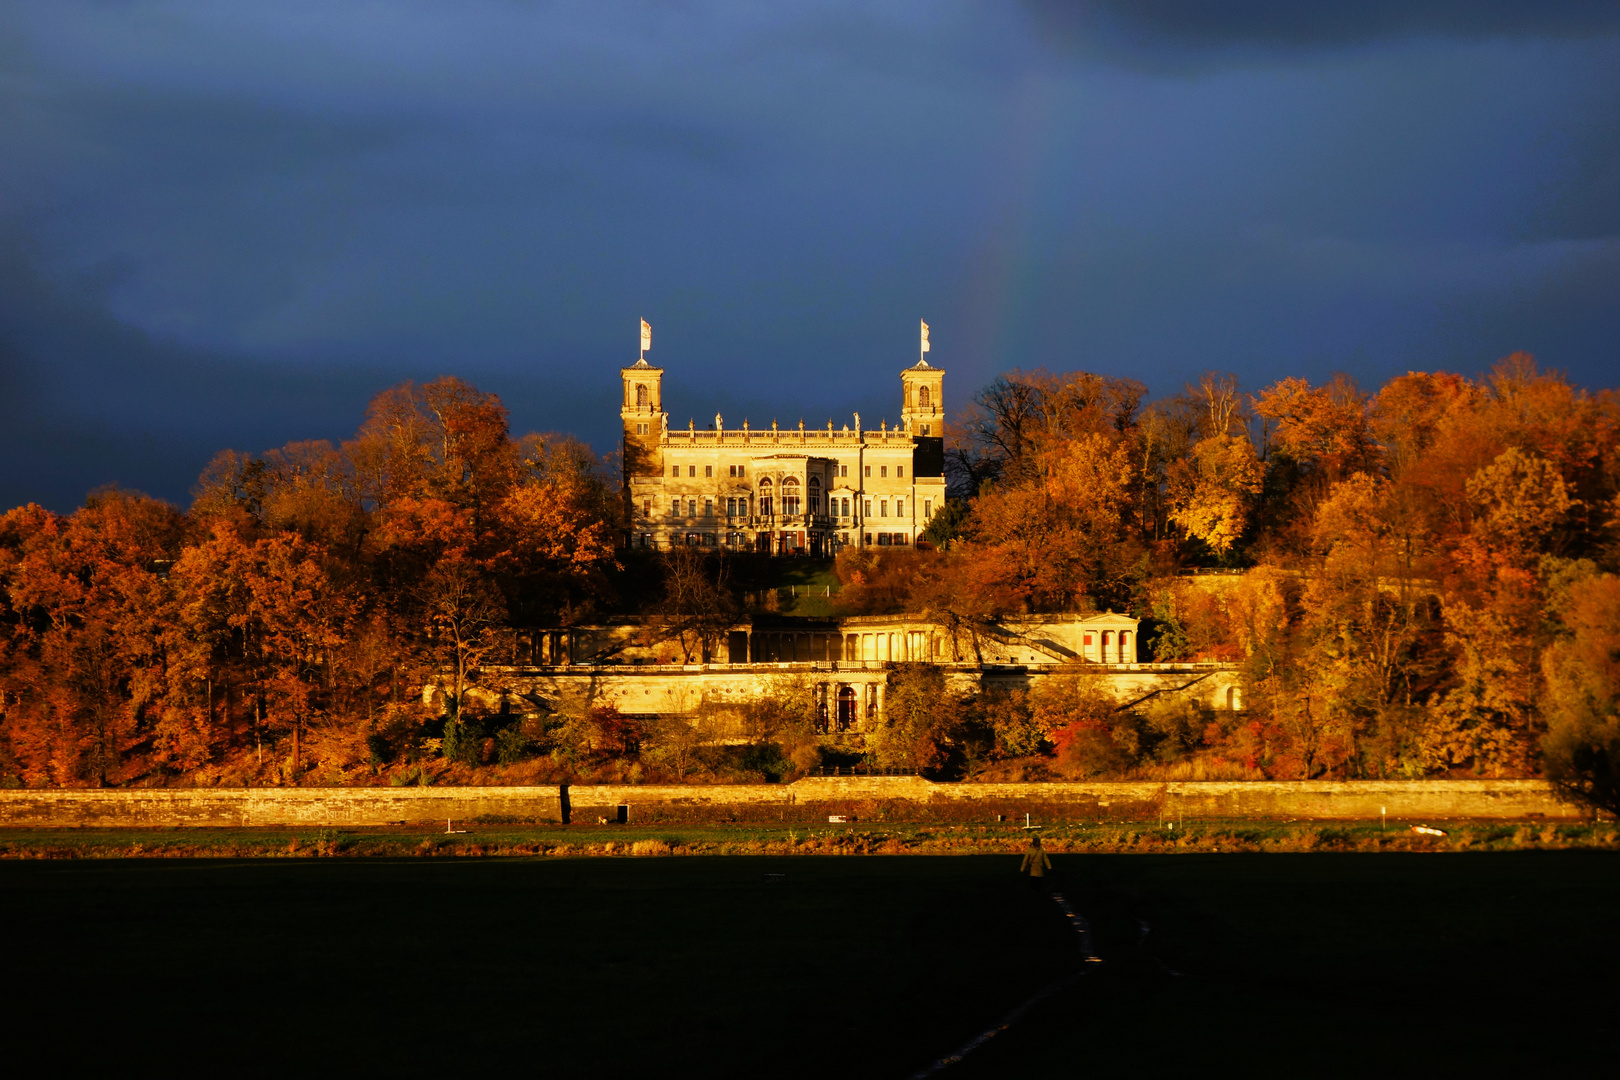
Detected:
[
  {"left": 841, "top": 354, "right": 1619, "bottom": 805},
  {"left": 1, "top": 358, "right": 1617, "bottom": 808},
  {"left": 0, "top": 377, "right": 620, "bottom": 787}
]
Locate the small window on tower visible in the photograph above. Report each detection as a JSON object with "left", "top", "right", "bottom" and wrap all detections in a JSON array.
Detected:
[
  {"left": 921, "top": 425, "right": 931, "bottom": 435},
  {"left": 643, "top": 499, "right": 651, "bottom": 517}
]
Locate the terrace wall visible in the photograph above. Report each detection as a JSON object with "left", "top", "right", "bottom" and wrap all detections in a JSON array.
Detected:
[{"left": 0, "top": 778, "right": 1577, "bottom": 827}]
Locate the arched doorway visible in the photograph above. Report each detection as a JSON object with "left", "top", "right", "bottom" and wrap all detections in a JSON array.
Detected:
[{"left": 837, "top": 685, "right": 857, "bottom": 731}]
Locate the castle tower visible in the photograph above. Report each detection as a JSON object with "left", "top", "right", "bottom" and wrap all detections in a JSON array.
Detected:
[
  {"left": 900, "top": 359, "right": 944, "bottom": 438},
  {"left": 621, "top": 358, "right": 664, "bottom": 483}
]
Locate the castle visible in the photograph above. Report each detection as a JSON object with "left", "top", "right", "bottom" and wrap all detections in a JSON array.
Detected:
[
  {"left": 428, "top": 343, "right": 1247, "bottom": 733},
  {"left": 621, "top": 351, "right": 947, "bottom": 555}
]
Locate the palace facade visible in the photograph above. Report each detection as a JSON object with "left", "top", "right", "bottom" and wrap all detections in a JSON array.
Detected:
[{"left": 621, "top": 354, "right": 947, "bottom": 555}]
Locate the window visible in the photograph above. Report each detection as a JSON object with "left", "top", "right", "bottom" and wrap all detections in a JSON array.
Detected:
[
  {"left": 704, "top": 499, "right": 713, "bottom": 517},
  {"left": 842, "top": 498, "right": 850, "bottom": 517},
  {"left": 880, "top": 499, "right": 888, "bottom": 517},
  {"left": 671, "top": 498, "right": 680, "bottom": 514},
  {"left": 687, "top": 499, "right": 697, "bottom": 516},
  {"left": 919, "top": 386, "right": 930, "bottom": 408},
  {"left": 896, "top": 466, "right": 904, "bottom": 479},
  {"left": 636, "top": 423, "right": 648, "bottom": 435},
  {"left": 863, "top": 464, "right": 871, "bottom": 478},
  {"left": 863, "top": 500, "right": 872, "bottom": 517},
  {"left": 921, "top": 425, "right": 931, "bottom": 435},
  {"left": 924, "top": 499, "right": 932, "bottom": 518},
  {"left": 643, "top": 498, "right": 651, "bottom": 517},
  {"left": 761, "top": 496, "right": 773, "bottom": 516},
  {"left": 671, "top": 465, "right": 680, "bottom": 478},
  {"left": 863, "top": 533, "right": 872, "bottom": 545},
  {"left": 880, "top": 465, "right": 888, "bottom": 478},
  {"left": 729, "top": 464, "right": 744, "bottom": 478},
  {"left": 636, "top": 385, "right": 649, "bottom": 407},
  {"left": 688, "top": 465, "right": 697, "bottom": 478},
  {"left": 705, "top": 465, "right": 713, "bottom": 478},
  {"left": 810, "top": 495, "right": 821, "bottom": 513},
  {"left": 896, "top": 498, "right": 903, "bottom": 516},
  {"left": 839, "top": 464, "right": 848, "bottom": 477}
]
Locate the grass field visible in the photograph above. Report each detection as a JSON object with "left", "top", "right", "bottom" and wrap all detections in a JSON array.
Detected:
[
  {"left": 3, "top": 850, "right": 1616, "bottom": 1076},
  {"left": 2, "top": 818, "right": 1613, "bottom": 859}
]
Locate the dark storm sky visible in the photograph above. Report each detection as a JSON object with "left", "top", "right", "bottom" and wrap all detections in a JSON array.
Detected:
[{"left": 3, "top": 2, "right": 1618, "bottom": 512}]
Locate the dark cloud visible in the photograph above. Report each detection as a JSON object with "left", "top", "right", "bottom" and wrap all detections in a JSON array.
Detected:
[
  {"left": 1022, "top": 0, "right": 1620, "bottom": 66},
  {"left": 1, "top": 2, "right": 1616, "bottom": 513},
  {"left": 0, "top": 236, "right": 380, "bottom": 511}
]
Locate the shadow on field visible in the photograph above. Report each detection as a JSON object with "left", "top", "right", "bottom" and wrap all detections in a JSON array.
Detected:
[
  {"left": 950, "top": 851, "right": 1620, "bottom": 1077},
  {"left": 3, "top": 852, "right": 1615, "bottom": 1077},
  {"left": 0, "top": 856, "right": 1073, "bottom": 1079}
]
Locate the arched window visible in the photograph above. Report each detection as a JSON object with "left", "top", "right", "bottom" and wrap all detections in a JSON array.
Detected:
[
  {"left": 919, "top": 385, "right": 931, "bottom": 408},
  {"left": 635, "top": 384, "right": 649, "bottom": 407},
  {"left": 808, "top": 476, "right": 822, "bottom": 514},
  {"left": 782, "top": 476, "right": 801, "bottom": 516},
  {"left": 758, "top": 477, "right": 773, "bottom": 517}
]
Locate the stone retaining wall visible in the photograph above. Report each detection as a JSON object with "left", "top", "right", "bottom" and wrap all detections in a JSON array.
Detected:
[
  {"left": 0, "top": 778, "right": 1576, "bottom": 827},
  {"left": 0, "top": 787, "right": 564, "bottom": 828}
]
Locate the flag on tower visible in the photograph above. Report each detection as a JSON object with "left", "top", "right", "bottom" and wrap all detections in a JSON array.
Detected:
[
  {"left": 640, "top": 318, "right": 652, "bottom": 354},
  {"left": 920, "top": 319, "right": 931, "bottom": 353}
]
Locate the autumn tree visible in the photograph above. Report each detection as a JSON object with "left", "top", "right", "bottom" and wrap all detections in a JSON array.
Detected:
[
  {"left": 961, "top": 432, "right": 1141, "bottom": 612},
  {"left": 1167, "top": 432, "right": 1263, "bottom": 558},
  {"left": 0, "top": 491, "right": 182, "bottom": 786},
  {"left": 642, "top": 546, "right": 737, "bottom": 663},
  {"left": 866, "top": 664, "right": 969, "bottom": 774},
  {"left": 1541, "top": 570, "right": 1620, "bottom": 815}
]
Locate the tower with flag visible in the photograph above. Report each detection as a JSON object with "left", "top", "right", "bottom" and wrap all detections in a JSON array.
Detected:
[{"left": 621, "top": 319, "right": 944, "bottom": 557}]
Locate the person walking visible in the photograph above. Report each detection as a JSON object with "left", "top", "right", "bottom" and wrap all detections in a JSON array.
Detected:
[{"left": 1020, "top": 833, "right": 1052, "bottom": 890}]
